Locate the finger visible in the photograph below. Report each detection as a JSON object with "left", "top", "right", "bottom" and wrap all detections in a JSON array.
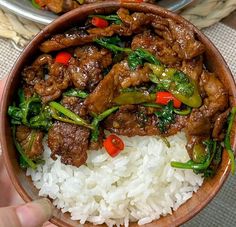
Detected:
[
  {"left": 42, "top": 221, "right": 58, "bottom": 227},
  {"left": 0, "top": 198, "right": 53, "bottom": 227}
]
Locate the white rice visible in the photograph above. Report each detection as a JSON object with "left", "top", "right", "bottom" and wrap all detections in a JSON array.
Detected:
[{"left": 26, "top": 132, "right": 203, "bottom": 226}]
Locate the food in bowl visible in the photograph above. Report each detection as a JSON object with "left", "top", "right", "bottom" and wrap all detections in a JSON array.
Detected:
[
  {"left": 32, "top": 0, "right": 157, "bottom": 14},
  {"left": 7, "top": 7, "right": 235, "bottom": 226}
]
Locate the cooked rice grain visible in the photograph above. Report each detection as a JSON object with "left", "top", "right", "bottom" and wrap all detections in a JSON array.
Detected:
[{"left": 26, "top": 132, "right": 203, "bottom": 226}]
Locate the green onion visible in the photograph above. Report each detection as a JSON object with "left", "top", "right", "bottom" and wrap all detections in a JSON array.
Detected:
[
  {"left": 49, "top": 101, "right": 93, "bottom": 129},
  {"left": 91, "top": 106, "right": 119, "bottom": 141},
  {"left": 142, "top": 103, "right": 162, "bottom": 108},
  {"left": 224, "top": 107, "right": 236, "bottom": 174},
  {"left": 173, "top": 106, "right": 192, "bottom": 115}
]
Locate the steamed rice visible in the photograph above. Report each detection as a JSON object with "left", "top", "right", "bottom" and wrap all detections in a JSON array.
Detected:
[{"left": 26, "top": 132, "right": 203, "bottom": 226}]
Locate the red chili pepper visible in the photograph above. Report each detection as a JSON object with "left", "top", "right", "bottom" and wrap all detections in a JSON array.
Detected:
[
  {"left": 156, "top": 91, "right": 182, "bottom": 108},
  {"left": 103, "top": 134, "right": 125, "bottom": 157},
  {"left": 55, "top": 51, "right": 72, "bottom": 65},
  {"left": 91, "top": 17, "right": 109, "bottom": 28}
]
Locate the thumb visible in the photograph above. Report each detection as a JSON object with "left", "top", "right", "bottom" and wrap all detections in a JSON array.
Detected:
[{"left": 0, "top": 198, "right": 53, "bottom": 227}]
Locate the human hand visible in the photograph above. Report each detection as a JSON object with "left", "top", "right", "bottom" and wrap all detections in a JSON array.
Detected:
[
  {"left": 0, "top": 198, "right": 53, "bottom": 227},
  {"left": 0, "top": 78, "right": 56, "bottom": 227}
]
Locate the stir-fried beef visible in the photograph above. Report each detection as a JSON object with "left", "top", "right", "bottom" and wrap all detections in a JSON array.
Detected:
[
  {"left": 40, "top": 28, "right": 97, "bottom": 53},
  {"left": 104, "top": 105, "right": 187, "bottom": 137},
  {"left": 34, "top": 61, "right": 70, "bottom": 103},
  {"left": 40, "top": 9, "right": 166, "bottom": 53},
  {"left": 23, "top": 54, "right": 70, "bottom": 103},
  {"left": 200, "top": 71, "right": 228, "bottom": 117},
  {"left": 85, "top": 61, "right": 151, "bottom": 114},
  {"left": 22, "top": 54, "right": 53, "bottom": 86},
  {"left": 167, "top": 19, "right": 205, "bottom": 59},
  {"left": 131, "top": 30, "right": 181, "bottom": 65},
  {"left": 48, "top": 121, "right": 90, "bottom": 167},
  {"left": 185, "top": 71, "right": 228, "bottom": 155},
  {"left": 12, "top": 8, "right": 231, "bottom": 169},
  {"left": 212, "top": 109, "right": 230, "bottom": 139},
  {"left": 16, "top": 125, "right": 44, "bottom": 159},
  {"left": 180, "top": 57, "right": 203, "bottom": 81},
  {"left": 61, "top": 96, "right": 87, "bottom": 117},
  {"left": 69, "top": 45, "right": 112, "bottom": 92}
]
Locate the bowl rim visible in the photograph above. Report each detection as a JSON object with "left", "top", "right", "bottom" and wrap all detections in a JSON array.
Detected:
[{"left": 1, "top": 2, "right": 236, "bottom": 227}]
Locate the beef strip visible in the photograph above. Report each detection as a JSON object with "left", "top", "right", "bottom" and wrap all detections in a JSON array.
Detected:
[
  {"left": 166, "top": 19, "right": 205, "bottom": 59},
  {"left": 200, "top": 71, "right": 228, "bottom": 117},
  {"left": 180, "top": 57, "right": 203, "bottom": 81},
  {"left": 104, "top": 105, "right": 187, "bottom": 137},
  {"left": 16, "top": 125, "right": 44, "bottom": 160},
  {"left": 212, "top": 108, "right": 230, "bottom": 140},
  {"left": 84, "top": 61, "right": 151, "bottom": 114},
  {"left": 40, "top": 28, "right": 97, "bottom": 53},
  {"left": 48, "top": 121, "right": 90, "bottom": 167},
  {"left": 40, "top": 9, "right": 157, "bottom": 53},
  {"left": 34, "top": 61, "right": 71, "bottom": 103},
  {"left": 22, "top": 54, "right": 53, "bottom": 86},
  {"left": 185, "top": 71, "right": 229, "bottom": 156},
  {"left": 48, "top": 96, "right": 104, "bottom": 164},
  {"left": 23, "top": 53, "right": 71, "bottom": 103},
  {"left": 131, "top": 30, "right": 181, "bottom": 66},
  {"left": 69, "top": 45, "right": 112, "bottom": 92}
]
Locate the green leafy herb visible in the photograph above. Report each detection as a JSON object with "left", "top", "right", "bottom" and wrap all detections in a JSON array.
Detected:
[
  {"left": 173, "top": 71, "right": 194, "bottom": 97},
  {"left": 8, "top": 106, "right": 22, "bottom": 125},
  {"left": 63, "top": 88, "right": 88, "bottom": 98},
  {"left": 128, "top": 48, "right": 161, "bottom": 70},
  {"left": 171, "top": 140, "right": 224, "bottom": 177},
  {"left": 29, "top": 106, "right": 52, "bottom": 130},
  {"left": 95, "top": 37, "right": 132, "bottom": 54},
  {"left": 224, "top": 107, "right": 236, "bottom": 174},
  {"left": 91, "top": 106, "right": 119, "bottom": 142},
  {"left": 95, "top": 38, "right": 162, "bottom": 70},
  {"left": 89, "top": 14, "right": 122, "bottom": 24},
  {"left": 8, "top": 91, "right": 50, "bottom": 130},
  {"left": 154, "top": 101, "right": 176, "bottom": 133}
]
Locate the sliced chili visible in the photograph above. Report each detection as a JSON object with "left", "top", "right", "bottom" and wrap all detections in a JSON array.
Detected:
[
  {"left": 91, "top": 17, "right": 109, "bottom": 28},
  {"left": 103, "top": 134, "right": 125, "bottom": 157},
  {"left": 55, "top": 51, "right": 72, "bottom": 65},
  {"left": 156, "top": 91, "right": 181, "bottom": 108}
]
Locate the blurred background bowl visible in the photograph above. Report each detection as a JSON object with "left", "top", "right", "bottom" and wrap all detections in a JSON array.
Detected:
[{"left": 0, "top": 0, "right": 194, "bottom": 24}]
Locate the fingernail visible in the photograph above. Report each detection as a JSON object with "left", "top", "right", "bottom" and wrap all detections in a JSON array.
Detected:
[{"left": 16, "top": 198, "right": 53, "bottom": 227}]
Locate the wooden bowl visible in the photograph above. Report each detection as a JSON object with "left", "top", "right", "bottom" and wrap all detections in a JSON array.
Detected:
[{"left": 1, "top": 2, "right": 236, "bottom": 227}]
